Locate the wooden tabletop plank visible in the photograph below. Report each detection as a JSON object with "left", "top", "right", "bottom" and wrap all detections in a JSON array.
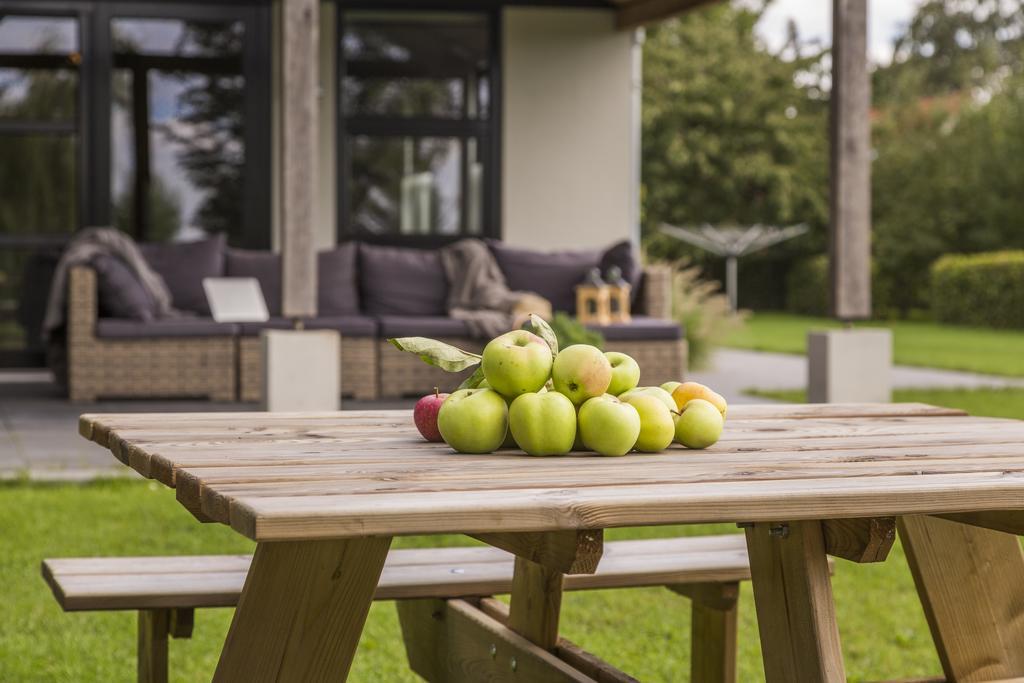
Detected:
[
  {"left": 225, "top": 471, "right": 1024, "bottom": 541},
  {"left": 80, "top": 405, "right": 1024, "bottom": 541}
]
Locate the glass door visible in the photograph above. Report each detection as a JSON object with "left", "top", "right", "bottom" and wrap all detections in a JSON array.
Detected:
[
  {"left": 0, "top": 9, "right": 82, "bottom": 365},
  {"left": 0, "top": 1, "right": 270, "bottom": 367}
]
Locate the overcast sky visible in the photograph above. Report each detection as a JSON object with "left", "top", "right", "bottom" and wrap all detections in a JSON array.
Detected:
[{"left": 755, "top": 0, "right": 923, "bottom": 65}]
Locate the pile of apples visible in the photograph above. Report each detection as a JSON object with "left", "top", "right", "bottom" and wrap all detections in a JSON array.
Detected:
[{"left": 413, "top": 329, "right": 727, "bottom": 456}]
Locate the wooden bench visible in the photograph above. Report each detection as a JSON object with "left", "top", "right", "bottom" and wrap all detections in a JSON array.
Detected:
[{"left": 44, "top": 534, "right": 764, "bottom": 683}]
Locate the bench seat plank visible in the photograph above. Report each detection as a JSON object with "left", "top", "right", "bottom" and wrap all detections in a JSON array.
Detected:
[{"left": 44, "top": 535, "right": 751, "bottom": 612}]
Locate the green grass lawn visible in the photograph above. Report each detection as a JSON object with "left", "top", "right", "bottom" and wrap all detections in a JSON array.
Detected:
[
  {"left": 748, "top": 387, "right": 1024, "bottom": 421},
  {"left": 0, "top": 479, "right": 945, "bottom": 682},
  {"left": 725, "top": 312, "right": 1024, "bottom": 377}
]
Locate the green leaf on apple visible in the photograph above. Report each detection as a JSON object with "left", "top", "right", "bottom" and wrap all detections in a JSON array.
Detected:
[
  {"left": 456, "top": 365, "right": 485, "bottom": 391},
  {"left": 388, "top": 337, "right": 482, "bottom": 372},
  {"left": 525, "top": 313, "right": 559, "bottom": 356}
]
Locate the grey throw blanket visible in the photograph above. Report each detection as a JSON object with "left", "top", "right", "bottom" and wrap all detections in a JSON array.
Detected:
[
  {"left": 42, "top": 227, "right": 176, "bottom": 340},
  {"left": 439, "top": 239, "right": 551, "bottom": 338}
]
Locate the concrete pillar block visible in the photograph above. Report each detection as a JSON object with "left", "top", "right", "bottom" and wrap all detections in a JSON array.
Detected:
[
  {"left": 808, "top": 328, "right": 892, "bottom": 403},
  {"left": 262, "top": 329, "right": 340, "bottom": 412}
]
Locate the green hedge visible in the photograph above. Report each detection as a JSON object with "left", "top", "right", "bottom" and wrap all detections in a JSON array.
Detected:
[
  {"left": 785, "top": 255, "right": 829, "bottom": 316},
  {"left": 930, "top": 251, "right": 1024, "bottom": 328}
]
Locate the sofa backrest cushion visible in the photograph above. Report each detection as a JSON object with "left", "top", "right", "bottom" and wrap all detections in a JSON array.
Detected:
[
  {"left": 488, "top": 242, "right": 601, "bottom": 314},
  {"left": 91, "top": 254, "right": 159, "bottom": 321},
  {"left": 319, "top": 243, "right": 359, "bottom": 316},
  {"left": 358, "top": 243, "right": 448, "bottom": 316},
  {"left": 226, "top": 248, "right": 282, "bottom": 316},
  {"left": 139, "top": 233, "right": 226, "bottom": 315}
]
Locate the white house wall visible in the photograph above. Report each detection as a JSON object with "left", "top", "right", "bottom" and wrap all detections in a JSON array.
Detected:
[
  {"left": 502, "top": 8, "right": 639, "bottom": 251},
  {"left": 273, "top": 4, "right": 639, "bottom": 252}
]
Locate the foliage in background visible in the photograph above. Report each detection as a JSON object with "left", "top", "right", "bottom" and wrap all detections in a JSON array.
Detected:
[
  {"left": 784, "top": 255, "right": 829, "bottom": 316},
  {"left": 659, "top": 260, "right": 745, "bottom": 370},
  {"left": 640, "top": 1, "right": 828, "bottom": 310},
  {"left": 930, "top": 251, "right": 1024, "bottom": 328},
  {"left": 550, "top": 312, "right": 604, "bottom": 350},
  {"left": 641, "top": 0, "right": 1024, "bottom": 319}
]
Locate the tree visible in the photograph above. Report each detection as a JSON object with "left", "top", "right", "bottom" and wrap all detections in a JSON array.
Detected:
[{"left": 640, "top": 2, "right": 829, "bottom": 307}]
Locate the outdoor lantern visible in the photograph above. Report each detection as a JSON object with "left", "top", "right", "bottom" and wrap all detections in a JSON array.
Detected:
[
  {"left": 605, "top": 266, "right": 632, "bottom": 324},
  {"left": 576, "top": 268, "right": 612, "bottom": 325}
]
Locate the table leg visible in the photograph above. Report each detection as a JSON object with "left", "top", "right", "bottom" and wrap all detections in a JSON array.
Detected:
[
  {"left": 744, "top": 521, "right": 846, "bottom": 683},
  {"left": 212, "top": 536, "right": 392, "bottom": 683},
  {"left": 508, "top": 556, "right": 564, "bottom": 650},
  {"left": 899, "top": 515, "right": 1024, "bottom": 681}
]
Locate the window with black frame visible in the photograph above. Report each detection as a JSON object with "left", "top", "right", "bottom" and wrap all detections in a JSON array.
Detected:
[{"left": 339, "top": 11, "right": 497, "bottom": 241}]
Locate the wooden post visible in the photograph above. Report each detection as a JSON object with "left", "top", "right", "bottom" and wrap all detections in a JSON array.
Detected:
[
  {"left": 744, "top": 521, "right": 846, "bottom": 683},
  {"left": 830, "top": 0, "right": 871, "bottom": 320},
  {"left": 899, "top": 515, "right": 1024, "bottom": 681},
  {"left": 213, "top": 537, "right": 392, "bottom": 682},
  {"left": 138, "top": 609, "right": 169, "bottom": 683},
  {"left": 509, "top": 557, "right": 564, "bottom": 650},
  {"left": 671, "top": 582, "right": 739, "bottom": 683},
  {"left": 280, "top": 0, "right": 319, "bottom": 318}
]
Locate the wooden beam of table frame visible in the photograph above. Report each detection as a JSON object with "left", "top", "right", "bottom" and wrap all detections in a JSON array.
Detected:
[
  {"left": 509, "top": 557, "right": 565, "bottom": 650},
  {"left": 670, "top": 582, "right": 739, "bottom": 683},
  {"left": 934, "top": 510, "right": 1024, "bottom": 536},
  {"left": 479, "top": 598, "right": 639, "bottom": 683},
  {"left": 470, "top": 529, "right": 603, "bottom": 575},
  {"left": 898, "top": 515, "right": 1024, "bottom": 682},
  {"left": 822, "top": 517, "right": 896, "bottom": 563},
  {"left": 745, "top": 521, "right": 846, "bottom": 683},
  {"left": 397, "top": 597, "right": 611, "bottom": 682},
  {"left": 212, "top": 536, "right": 391, "bottom": 683}
]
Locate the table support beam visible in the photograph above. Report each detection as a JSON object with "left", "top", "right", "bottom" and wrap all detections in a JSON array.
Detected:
[
  {"left": 899, "top": 515, "right": 1024, "bottom": 681},
  {"left": 934, "top": 510, "right": 1024, "bottom": 536},
  {"left": 822, "top": 517, "right": 896, "bottom": 563},
  {"left": 745, "top": 520, "right": 846, "bottom": 683},
  {"left": 470, "top": 529, "right": 603, "bottom": 574},
  {"left": 213, "top": 536, "right": 392, "bottom": 682}
]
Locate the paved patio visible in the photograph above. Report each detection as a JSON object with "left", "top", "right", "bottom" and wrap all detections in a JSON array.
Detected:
[{"left": 3, "top": 349, "right": 1020, "bottom": 479}]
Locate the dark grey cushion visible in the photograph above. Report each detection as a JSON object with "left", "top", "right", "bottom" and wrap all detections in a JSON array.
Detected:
[
  {"left": 358, "top": 243, "right": 448, "bottom": 316},
  {"left": 307, "top": 315, "right": 377, "bottom": 337},
  {"left": 488, "top": 241, "right": 601, "bottom": 314},
  {"left": 587, "top": 316, "right": 683, "bottom": 342},
  {"left": 90, "top": 255, "right": 158, "bottom": 321},
  {"left": 377, "top": 315, "right": 470, "bottom": 338},
  {"left": 599, "top": 240, "right": 642, "bottom": 301},
  {"left": 96, "top": 317, "right": 238, "bottom": 339},
  {"left": 139, "top": 233, "right": 226, "bottom": 315},
  {"left": 226, "top": 248, "right": 281, "bottom": 316},
  {"left": 238, "top": 315, "right": 377, "bottom": 338},
  {"left": 319, "top": 243, "right": 359, "bottom": 316}
]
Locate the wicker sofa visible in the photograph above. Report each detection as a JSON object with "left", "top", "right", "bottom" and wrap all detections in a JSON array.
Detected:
[{"left": 64, "top": 237, "right": 686, "bottom": 402}]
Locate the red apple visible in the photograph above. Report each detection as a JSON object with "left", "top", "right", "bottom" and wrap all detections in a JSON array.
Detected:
[{"left": 414, "top": 388, "right": 449, "bottom": 442}]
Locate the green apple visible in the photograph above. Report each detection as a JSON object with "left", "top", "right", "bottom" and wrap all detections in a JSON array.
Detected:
[
  {"left": 619, "top": 386, "right": 676, "bottom": 412},
  {"left": 660, "top": 381, "right": 682, "bottom": 396},
  {"left": 672, "top": 382, "right": 728, "bottom": 420},
  {"left": 481, "top": 330, "right": 553, "bottom": 399},
  {"left": 437, "top": 388, "right": 508, "bottom": 454},
  {"left": 552, "top": 344, "right": 612, "bottom": 406},
  {"left": 578, "top": 395, "right": 641, "bottom": 456},
  {"left": 605, "top": 352, "right": 641, "bottom": 395},
  {"left": 674, "top": 398, "right": 724, "bottom": 449},
  {"left": 509, "top": 392, "right": 577, "bottom": 456},
  {"left": 621, "top": 393, "right": 675, "bottom": 452}
]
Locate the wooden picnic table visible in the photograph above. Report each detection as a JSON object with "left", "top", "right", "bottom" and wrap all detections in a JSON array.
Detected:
[{"left": 80, "top": 403, "right": 1024, "bottom": 682}]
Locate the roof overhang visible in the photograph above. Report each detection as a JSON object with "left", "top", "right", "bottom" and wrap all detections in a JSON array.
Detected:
[{"left": 611, "top": 0, "right": 719, "bottom": 30}]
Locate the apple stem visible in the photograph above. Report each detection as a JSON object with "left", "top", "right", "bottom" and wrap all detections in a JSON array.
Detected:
[{"left": 434, "top": 387, "right": 439, "bottom": 399}]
